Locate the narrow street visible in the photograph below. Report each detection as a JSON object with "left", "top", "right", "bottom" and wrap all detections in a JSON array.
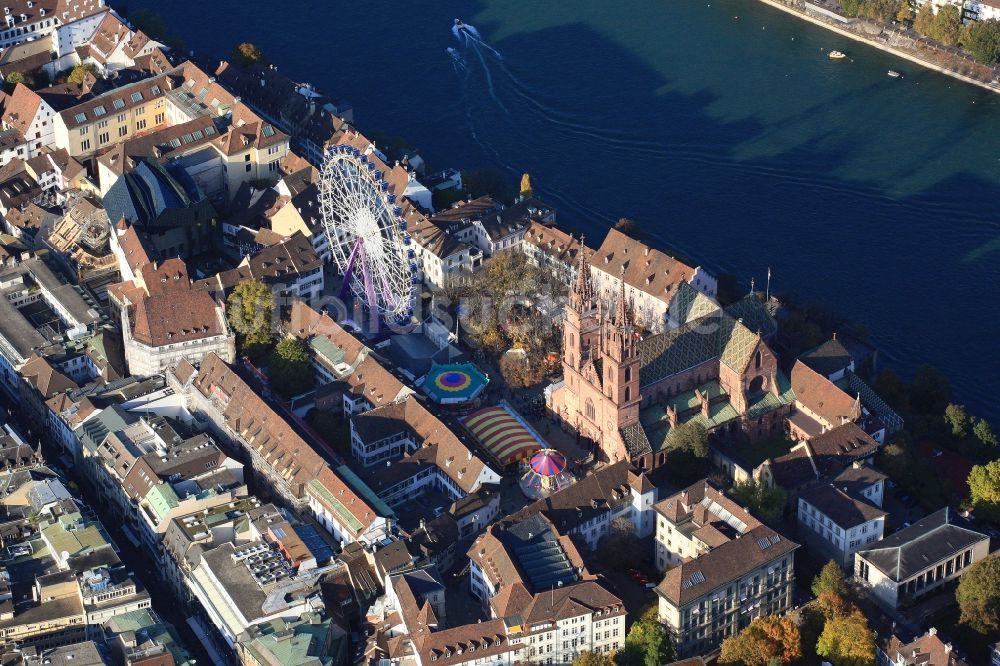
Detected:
[{"left": 0, "top": 393, "right": 217, "bottom": 664}]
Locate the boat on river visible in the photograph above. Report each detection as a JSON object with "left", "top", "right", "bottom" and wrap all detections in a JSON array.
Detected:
[
  {"left": 829, "top": 50, "right": 847, "bottom": 59},
  {"left": 888, "top": 69, "right": 902, "bottom": 78}
]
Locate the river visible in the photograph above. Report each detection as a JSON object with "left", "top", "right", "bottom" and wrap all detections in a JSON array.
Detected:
[{"left": 123, "top": 0, "right": 1000, "bottom": 423}]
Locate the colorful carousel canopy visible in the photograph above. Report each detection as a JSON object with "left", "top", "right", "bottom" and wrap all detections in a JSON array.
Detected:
[
  {"left": 529, "top": 449, "right": 566, "bottom": 477},
  {"left": 520, "top": 448, "right": 575, "bottom": 500}
]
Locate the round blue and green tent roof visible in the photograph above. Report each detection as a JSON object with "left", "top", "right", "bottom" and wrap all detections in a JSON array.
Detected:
[{"left": 422, "top": 362, "right": 489, "bottom": 404}]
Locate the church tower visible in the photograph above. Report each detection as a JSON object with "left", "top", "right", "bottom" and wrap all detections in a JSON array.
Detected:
[
  {"left": 600, "top": 269, "right": 642, "bottom": 428},
  {"left": 563, "top": 239, "right": 599, "bottom": 372}
]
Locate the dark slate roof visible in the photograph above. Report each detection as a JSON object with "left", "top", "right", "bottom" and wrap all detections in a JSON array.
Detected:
[
  {"left": 799, "top": 338, "right": 854, "bottom": 378},
  {"left": 799, "top": 483, "right": 885, "bottom": 529},
  {"left": 621, "top": 423, "right": 651, "bottom": 458},
  {"left": 856, "top": 508, "right": 988, "bottom": 582},
  {"left": 502, "top": 462, "right": 635, "bottom": 534},
  {"left": 102, "top": 157, "right": 215, "bottom": 229}
]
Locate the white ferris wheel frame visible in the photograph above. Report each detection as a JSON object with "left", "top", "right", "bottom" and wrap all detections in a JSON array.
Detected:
[{"left": 318, "top": 145, "right": 416, "bottom": 322}]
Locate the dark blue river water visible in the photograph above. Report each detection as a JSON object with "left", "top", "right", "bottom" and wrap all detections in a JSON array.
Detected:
[{"left": 127, "top": 0, "right": 1000, "bottom": 422}]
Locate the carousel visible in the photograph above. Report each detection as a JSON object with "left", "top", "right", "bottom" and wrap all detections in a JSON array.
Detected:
[{"left": 519, "top": 449, "right": 576, "bottom": 500}]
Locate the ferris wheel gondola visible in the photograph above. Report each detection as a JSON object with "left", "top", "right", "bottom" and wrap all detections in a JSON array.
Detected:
[{"left": 318, "top": 145, "right": 417, "bottom": 323}]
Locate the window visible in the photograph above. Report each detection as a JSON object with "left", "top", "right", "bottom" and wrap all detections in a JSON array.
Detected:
[
  {"left": 136, "top": 119, "right": 146, "bottom": 131},
  {"left": 118, "top": 125, "right": 128, "bottom": 137},
  {"left": 112, "top": 98, "right": 125, "bottom": 110},
  {"left": 755, "top": 350, "right": 762, "bottom": 369},
  {"left": 74, "top": 112, "right": 86, "bottom": 123},
  {"left": 78, "top": 126, "right": 88, "bottom": 135},
  {"left": 117, "top": 113, "right": 127, "bottom": 123},
  {"left": 130, "top": 91, "right": 143, "bottom": 103},
  {"left": 624, "top": 366, "right": 631, "bottom": 382},
  {"left": 98, "top": 132, "right": 109, "bottom": 144},
  {"left": 585, "top": 398, "right": 595, "bottom": 421},
  {"left": 150, "top": 85, "right": 161, "bottom": 96},
  {"left": 155, "top": 112, "right": 165, "bottom": 124},
  {"left": 94, "top": 105, "right": 106, "bottom": 117},
  {"left": 624, "top": 386, "right": 632, "bottom": 402},
  {"left": 245, "top": 163, "right": 252, "bottom": 173},
  {"left": 80, "top": 139, "right": 90, "bottom": 151},
  {"left": 97, "top": 119, "right": 108, "bottom": 129}
]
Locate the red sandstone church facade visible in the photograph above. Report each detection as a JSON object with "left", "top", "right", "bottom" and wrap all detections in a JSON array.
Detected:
[{"left": 549, "top": 249, "right": 793, "bottom": 470}]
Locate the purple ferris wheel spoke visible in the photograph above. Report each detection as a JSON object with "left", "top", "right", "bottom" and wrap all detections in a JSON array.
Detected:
[
  {"left": 339, "top": 238, "right": 363, "bottom": 302},
  {"left": 359, "top": 243, "right": 378, "bottom": 314},
  {"left": 379, "top": 266, "right": 397, "bottom": 310}
]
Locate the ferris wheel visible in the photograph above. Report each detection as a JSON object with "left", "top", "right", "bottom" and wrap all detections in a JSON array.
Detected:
[{"left": 318, "top": 145, "right": 417, "bottom": 323}]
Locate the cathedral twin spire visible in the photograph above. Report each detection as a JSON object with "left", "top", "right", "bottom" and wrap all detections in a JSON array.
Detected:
[
  {"left": 568, "top": 236, "right": 638, "bottom": 359},
  {"left": 570, "top": 236, "right": 594, "bottom": 311}
]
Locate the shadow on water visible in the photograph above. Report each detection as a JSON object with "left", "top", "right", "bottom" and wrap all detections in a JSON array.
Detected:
[{"left": 131, "top": 0, "right": 1000, "bottom": 421}]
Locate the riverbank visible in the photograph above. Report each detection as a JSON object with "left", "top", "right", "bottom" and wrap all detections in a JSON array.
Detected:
[{"left": 756, "top": 0, "right": 1000, "bottom": 94}]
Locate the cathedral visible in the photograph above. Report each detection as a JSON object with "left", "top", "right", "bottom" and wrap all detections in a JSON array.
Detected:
[{"left": 549, "top": 247, "right": 794, "bottom": 470}]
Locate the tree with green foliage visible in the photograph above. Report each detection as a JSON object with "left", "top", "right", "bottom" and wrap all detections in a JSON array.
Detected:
[
  {"left": 914, "top": 3, "right": 935, "bottom": 35},
  {"left": 956, "top": 556, "right": 1000, "bottom": 634},
  {"left": 909, "top": 365, "right": 950, "bottom": 415},
  {"left": 974, "top": 418, "right": 998, "bottom": 448},
  {"left": 816, "top": 590, "right": 851, "bottom": 620},
  {"left": 876, "top": 441, "right": 913, "bottom": 487},
  {"left": 719, "top": 614, "right": 802, "bottom": 666},
  {"left": 962, "top": 19, "right": 1000, "bottom": 65},
  {"left": 839, "top": 0, "right": 862, "bottom": 16},
  {"left": 126, "top": 8, "right": 186, "bottom": 50},
  {"left": 68, "top": 63, "right": 97, "bottom": 86},
  {"left": 945, "top": 403, "right": 971, "bottom": 438},
  {"left": 861, "top": 0, "right": 903, "bottom": 21},
  {"left": 930, "top": 4, "right": 963, "bottom": 45},
  {"left": 896, "top": 0, "right": 913, "bottom": 22},
  {"left": 232, "top": 42, "right": 267, "bottom": 67},
  {"left": 730, "top": 480, "right": 786, "bottom": 522},
  {"left": 666, "top": 421, "right": 709, "bottom": 458},
  {"left": 812, "top": 560, "right": 849, "bottom": 599},
  {"left": 596, "top": 516, "right": 641, "bottom": 572},
  {"left": 873, "top": 368, "right": 907, "bottom": 411},
  {"left": 226, "top": 279, "right": 274, "bottom": 356},
  {"left": 461, "top": 168, "right": 514, "bottom": 202},
  {"left": 619, "top": 606, "right": 675, "bottom": 666},
  {"left": 573, "top": 651, "right": 615, "bottom": 666},
  {"left": 4, "top": 71, "right": 25, "bottom": 92},
  {"left": 968, "top": 459, "right": 1000, "bottom": 520},
  {"left": 268, "top": 337, "right": 313, "bottom": 398},
  {"left": 815, "top": 609, "right": 875, "bottom": 666}
]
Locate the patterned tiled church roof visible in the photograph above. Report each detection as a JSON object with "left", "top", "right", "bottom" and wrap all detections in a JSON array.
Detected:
[{"left": 639, "top": 311, "right": 761, "bottom": 388}]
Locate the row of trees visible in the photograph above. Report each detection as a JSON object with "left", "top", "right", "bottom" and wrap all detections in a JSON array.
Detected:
[
  {"left": 910, "top": 0, "right": 1000, "bottom": 65},
  {"left": 839, "top": 0, "right": 1000, "bottom": 66},
  {"left": 717, "top": 562, "right": 875, "bottom": 665}
]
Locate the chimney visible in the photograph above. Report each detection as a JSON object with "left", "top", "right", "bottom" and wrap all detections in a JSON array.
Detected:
[{"left": 695, "top": 388, "right": 709, "bottom": 418}]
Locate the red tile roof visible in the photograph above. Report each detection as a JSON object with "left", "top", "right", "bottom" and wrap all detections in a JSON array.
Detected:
[{"left": 130, "top": 290, "right": 224, "bottom": 347}]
